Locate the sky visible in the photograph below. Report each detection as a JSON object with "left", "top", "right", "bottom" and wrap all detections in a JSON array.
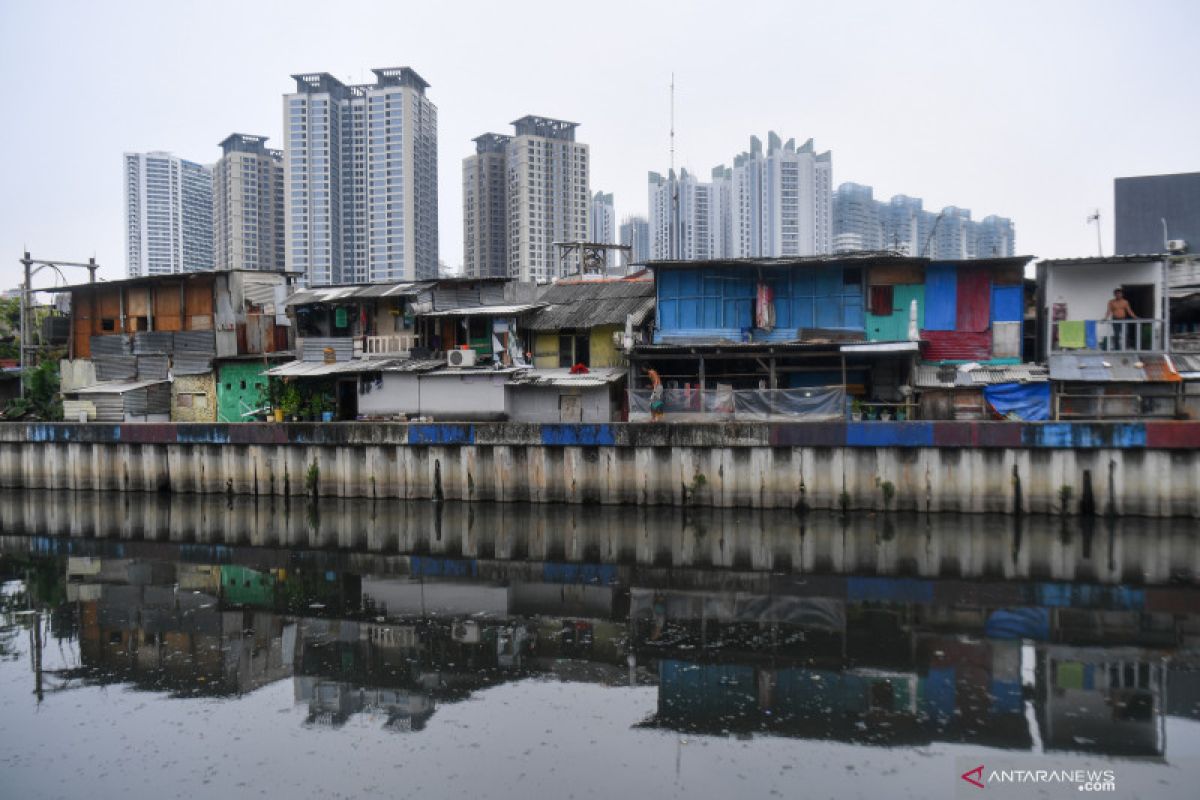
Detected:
[{"left": 0, "top": 0, "right": 1197, "bottom": 289}]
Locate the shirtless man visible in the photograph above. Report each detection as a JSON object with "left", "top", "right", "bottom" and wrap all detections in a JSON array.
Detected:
[
  {"left": 1104, "top": 288, "right": 1137, "bottom": 321},
  {"left": 1103, "top": 288, "right": 1137, "bottom": 349}
]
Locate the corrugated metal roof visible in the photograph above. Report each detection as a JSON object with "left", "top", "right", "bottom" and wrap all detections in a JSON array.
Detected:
[
  {"left": 919, "top": 330, "right": 992, "bottom": 362},
  {"left": 94, "top": 354, "right": 137, "bottom": 381},
  {"left": 133, "top": 331, "right": 174, "bottom": 355},
  {"left": 914, "top": 363, "right": 1048, "bottom": 388},
  {"left": 301, "top": 337, "right": 356, "bottom": 362},
  {"left": 265, "top": 359, "right": 377, "bottom": 377},
  {"left": 173, "top": 331, "right": 216, "bottom": 353},
  {"left": 1048, "top": 353, "right": 1181, "bottom": 383},
  {"left": 90, "top": 335, "right": 130, "bottom": 356},
  {"left": 283, "top": 281, "right": 435, "bottom": 306},
  {"left": 419, "top": 303, "right": 544, "bottom": 318},
  {"left": 525, "top": 281, "right": 655, "bottom": 331},
  {"left": 507, "top": 367, "right": 627, "bottom": 387},
  {"left": 172, "top": 351, "right": 213, "bottom": 376},
  {"left": 1173, "top": 353, "right": 1200, "bottom": 374},
  {"left": 379, "top": 358, "right": 446, "bottom": 373},
  {"left": 136, "top": 354, "right": 170, "bottom": 381},
  {"left": 649, "top": 254, "right": 1034, "bottom": 271},
  {"left": 71, "top": 379, "right": 171, "bottom": 395},
  {"left": 1039, "top": 254, "right": 1165, "bottom": 266}
]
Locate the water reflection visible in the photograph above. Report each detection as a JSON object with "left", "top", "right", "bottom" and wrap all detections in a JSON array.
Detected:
[{"left": 1, "top": 492, "right": 1197, "bottom": 770}]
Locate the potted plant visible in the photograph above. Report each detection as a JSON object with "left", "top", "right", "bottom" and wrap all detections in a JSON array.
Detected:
[
  {"left": 850, "top": 397, "right": 863, "bottom": 421},
  {"left": 279, "top": 384, "right": 302, "bottom": 422}
]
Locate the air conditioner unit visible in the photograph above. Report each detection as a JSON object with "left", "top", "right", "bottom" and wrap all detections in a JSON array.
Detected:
[
  {"left": 1167, "top": 239, "right": 1188, "bottom": 254},
  {"left": 447, "top": 348, "right": 477, "bottom": 367}
]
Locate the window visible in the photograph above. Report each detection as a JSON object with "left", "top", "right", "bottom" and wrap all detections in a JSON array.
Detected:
[{"left": 869, "top": 285, "right": 893, "bottom": 316}]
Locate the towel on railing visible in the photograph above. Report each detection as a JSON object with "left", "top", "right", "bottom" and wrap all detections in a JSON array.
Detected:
[
  {"left": 1058, "top": 320, "right": 1086, "bottom": 349},
  {"left": 1085, "top": 321, "right": 1097, "bottom": 349}
]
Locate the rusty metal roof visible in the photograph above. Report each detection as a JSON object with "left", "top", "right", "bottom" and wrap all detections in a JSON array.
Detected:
[
  {"left": 913, "top": 363, "right": 1047, "bottom": 388},
  {"left": 1048, "top": 353, "right": 1181, "bottom": 383}
]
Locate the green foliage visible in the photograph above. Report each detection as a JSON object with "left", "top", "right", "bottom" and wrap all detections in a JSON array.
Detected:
[
  {"left": 279, "top": 383, "right": 302, "bottom": 417},
  {"left": 1059, "top": 484, "right": 1074, "bottom": 514},
  {"left": 3, "top": 361, "right": 62, "bottom": 421},
  {"left": 880, "top": 480, "right": 896, "bottom": 507},
  {"left": 304, "top": 460, "right": 320, "bottom": 496}
]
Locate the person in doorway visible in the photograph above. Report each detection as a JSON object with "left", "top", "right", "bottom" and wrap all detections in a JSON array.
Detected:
[
  {"left": 646, "top": 367, "right": 665, "bottom": 422},
  {"left": 1103, "top": 288, "right": 1138, "bottom": 349}
]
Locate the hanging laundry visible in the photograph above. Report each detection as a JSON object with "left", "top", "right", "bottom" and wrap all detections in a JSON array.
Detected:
[{"left": 755, "top": 282, "right": 775, "bottom": 331}]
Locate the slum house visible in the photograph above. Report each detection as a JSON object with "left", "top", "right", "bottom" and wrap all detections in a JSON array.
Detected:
[
  {"left": 629, "top": 254, "right": 924, "bottom": 421},
  {"left": 1168, "top": 273, "right": 1200, "bottom": 418},
  {"left": 522, "top": 277, "right": 656, "bottom": 369},
  {"left": 1037, "top": 256, "right": 1182, "bottom": 420},
  {"left": 58, "top": 270, "right": 294, "bottom": 422},
  {"left": 270, "top": 279, "right": 542, "bottom": 420},
  {"left": 889, "top": 256, "right": 1045, "bottom": 419}
]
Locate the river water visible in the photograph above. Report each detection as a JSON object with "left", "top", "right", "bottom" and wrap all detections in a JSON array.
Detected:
[{"left": 1, "top": 490, "right": 1198, "bottom": 799}]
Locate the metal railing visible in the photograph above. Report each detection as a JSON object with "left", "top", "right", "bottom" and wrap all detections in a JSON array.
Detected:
[
  {"left": 1054, "top": 391, "right": 1176, "bottom": 420},
  {"left": 1050, "top": 319, "right": 1164, "bottom": 353}
]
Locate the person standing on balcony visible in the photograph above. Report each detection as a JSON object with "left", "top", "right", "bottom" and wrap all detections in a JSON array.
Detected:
[
  {"left": 1104, "top": 288, "right": 1138, "bottom": 349},
  {"left": 646, "top": 367, "right": 665, "bottom": 422}
]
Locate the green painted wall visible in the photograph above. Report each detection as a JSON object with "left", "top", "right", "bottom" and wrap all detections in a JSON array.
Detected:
[
  {"left": 866, "top": 284, "right": 925, "bottom": 342},
  {"left": 216, "top": 362, "right": 269, "bottom": 422}
]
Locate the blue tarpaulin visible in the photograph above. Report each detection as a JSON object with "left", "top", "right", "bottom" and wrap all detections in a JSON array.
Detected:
[
  {"left": 991, "top": 285, "right": 1023, "bottom": 323},
  {"left": 983, "top": 382, "right": 1051, "bottom": 421},
  {"left": 924, "top": 265, "right": 957, "bottom": 330}
]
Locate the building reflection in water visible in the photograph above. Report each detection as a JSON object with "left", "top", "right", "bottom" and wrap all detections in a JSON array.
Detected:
[{"left": 0, "top": 489, "right": 1197, "bottom": 758}]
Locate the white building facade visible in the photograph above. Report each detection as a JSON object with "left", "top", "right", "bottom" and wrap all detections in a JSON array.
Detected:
[
  {"left": 213, "top": 134, "right": 284, "bottom": 272},
  {"left": 731, "top": 133, "right": 832, "bottom": 258},
  {"left": 284, "top": 67, "right": 438, "bottom": 286},
  {"left": 124, "top": 152, "right": 213, "bottom": 277},
  {"left": 505, "top": 116, "right": 590, "bottom": 281},
  {"left": 590, "top": 191, "right": 615, "bottom": 244}
]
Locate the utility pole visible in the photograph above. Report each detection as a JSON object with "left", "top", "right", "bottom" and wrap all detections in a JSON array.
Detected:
[{"left": 17, "top": 252, "right": 99, "bottom": 398}]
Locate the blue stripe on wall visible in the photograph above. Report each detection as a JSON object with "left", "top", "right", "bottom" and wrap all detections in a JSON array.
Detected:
[
  {"left": 847, "top": 422, "right": 934, "bottom": 447},
  {"left": 408, "top": 424, "right": 474, "bottom": 445},
  {"left": 540, "top": 425, "right": 616, "bottom": 446}
]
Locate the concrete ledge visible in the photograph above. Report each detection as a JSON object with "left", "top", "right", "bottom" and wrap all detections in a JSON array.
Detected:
[{"left": 5, "top": 420, "right": 1200, "bottom": 449}]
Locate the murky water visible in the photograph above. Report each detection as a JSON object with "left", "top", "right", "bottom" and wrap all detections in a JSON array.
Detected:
[{"left": 1, "top": 491, "right": 1199, "bottom": 799}]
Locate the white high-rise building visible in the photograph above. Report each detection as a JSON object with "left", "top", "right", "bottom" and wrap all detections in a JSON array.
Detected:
[
  {"left": 124, "top": 151, "right": 213, "bottom": 277},
  {"left": 619, "top": 216, "right": 650, "bottom": 266},
  {"left": 590, "top": 191, "right": 615, "bottom": 244},
  {"left": 648, "top": 167, "right": 732, "bottom": 261},
  {"left": 505, "top": 116, "right": 590, "bottom": 281},
  {"left": 213, "top": 134, "right": 284, "bottom": 272},
  {"left": 462, "top": 133, "right": 511, "bottom": 278},
  {"left": 284, "top": 67, "right": 438, "bottom": 286},
  {"left": 731, "top": 132, "right": 832, "bottom": 257}
]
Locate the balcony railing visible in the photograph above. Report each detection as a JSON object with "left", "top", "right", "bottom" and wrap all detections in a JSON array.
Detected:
[
  {"left": 1050, "top": 319, "right": 1164, "bottom": 353},
  {"left": 363, "top": 334, "right": 417, "bottom": 358}
]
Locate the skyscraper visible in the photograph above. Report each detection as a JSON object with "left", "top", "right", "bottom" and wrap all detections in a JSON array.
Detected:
[
  {"left": 731, "top": 133, "right": 832, "bottom": 257},
  {"left": 284, "top": 67, "right": 438, "bottom": 286},
  {"left": 590, "top": 191, "right": 615, "bottom": 244},
  {"left": 619, "top": 216, "right": 651, "bottom": 266},
  {"left": 462, "top": 116, "right": 590, "bottom": 282},
  {"left": 832, "top": 182, "right": 884, "bottom": 253},
  {"left": 648, "top": 168, "right": 731, "bottom": 261},
  {"left": 462, "top": 133, "right": 511, "bottom": 278},
  {"left": 124, "top": 151, "right": 213, "bottom": 277},
  {"left": 213, "top": 134, "right": 284, "bottom": 272},
  {"left": 834, "top": 184, "right": 1015, "bottom": 259},
  {"left": 506, "top": 116, "right": 590, "bottom": 281}
]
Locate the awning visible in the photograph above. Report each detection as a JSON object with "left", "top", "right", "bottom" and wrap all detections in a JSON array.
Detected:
[
  {"left": 507, "top": 368, "right": 627, "bottom": 387},
  {"left": 70, "top": 379, "right": 170, "bottom": 395},
  {"left": 839, "top": 341, "right": 920, "bottom": 354},
  {"left": 1048, "top": 353, "right": 1182, "bottom": 383},
  {"left": 418, "top": 303, "right": 544, "bottom": 318}
]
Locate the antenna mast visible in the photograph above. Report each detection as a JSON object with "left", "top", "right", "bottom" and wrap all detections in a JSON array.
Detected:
[{"left": 669, "top": 74, "right": 677, "bottom": 259}]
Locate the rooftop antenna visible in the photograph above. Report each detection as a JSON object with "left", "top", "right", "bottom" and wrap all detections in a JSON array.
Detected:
[
  {"left": 669, "top": 73, "right": 678, "bottom": 259},
  {"left": 1087, "top": 209, "right": 1102, "bottom": 257}
]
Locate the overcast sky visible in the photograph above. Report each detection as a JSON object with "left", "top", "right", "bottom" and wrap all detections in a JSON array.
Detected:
[{"left": 1, "top": 0, "right": 1196, "bottom": 288}]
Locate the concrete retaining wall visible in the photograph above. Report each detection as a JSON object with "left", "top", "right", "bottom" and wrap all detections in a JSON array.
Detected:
[{"left": 1, "top": 421, "right": 1198, "bottom": 516}]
